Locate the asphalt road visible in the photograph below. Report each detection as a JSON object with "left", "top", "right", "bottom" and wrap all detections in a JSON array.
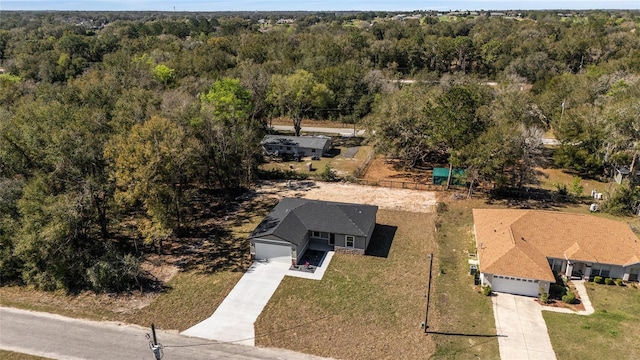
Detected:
[
  {"left": 270, "top": 125, "right": 561, "bottom": 146},
  {"left": 0, "top": 307, "right": 328, "bottom": 360},
  {"left": 270, "top": 125, "right": 365, "bottom": 137}
]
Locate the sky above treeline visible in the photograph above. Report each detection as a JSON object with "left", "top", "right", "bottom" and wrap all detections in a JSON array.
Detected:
[{"left": 2, "top": 0, "right": 639, "bottom": 12}]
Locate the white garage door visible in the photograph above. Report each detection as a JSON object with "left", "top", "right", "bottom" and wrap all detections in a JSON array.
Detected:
[
  {"left": 491, "top": 275, "right": 539, "bottom": 297},
  {"left": 255, "top": 242, "right": 291, "bottom": 263}
]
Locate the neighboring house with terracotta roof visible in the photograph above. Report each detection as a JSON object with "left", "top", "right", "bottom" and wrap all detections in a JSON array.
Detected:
[
  {"left": 249, "top": 198, "right": 378, "bottom": 265},
  {"left": 473, "top": 209, "right": 640, "bottom": 297}
]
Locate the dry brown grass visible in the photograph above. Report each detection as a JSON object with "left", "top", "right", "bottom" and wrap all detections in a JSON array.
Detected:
[
  {"left": 0, "top": 196, "right": 271, "bottom": 333},
  {"left": 536, "top": 167, "right": 614, "bottom": 196},
  {"left": 0, "top": 271, "right": 243, "bottom": 332},
  {"left": 0, "top": 286, "right": 157, "bottom": 322},
  {"left": 0, "top": 351, "right": 47, "bottom": 360},
  {"left": 362, "top": 157, "right": 434, "bottom": 183},
  {"left": 255, "top": 210, "right": 438, "bottom": 359},
  {"left": 430, "top": 198, "right": 500, "bottom": 359},
  {"left": 260, "top": 146, "right": 373, "bottom": 178}
]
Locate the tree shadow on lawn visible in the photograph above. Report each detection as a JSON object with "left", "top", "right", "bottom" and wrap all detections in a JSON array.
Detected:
[
  {"left": 164, "top": 231, "right": 251, "bottom": 275},
  {"left": 158, "top": 191, "right": 253, "bottom": 275},
  {"left": 366, "top": 224, "right": 397, "bottom": 258},
  {"left": 485, "top": 188, "right": 581, "bottom": 210}
]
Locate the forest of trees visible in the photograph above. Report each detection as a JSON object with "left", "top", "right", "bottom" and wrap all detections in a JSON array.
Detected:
[{"left": 0, "top": 10, "right": 639, "bottom": 292}]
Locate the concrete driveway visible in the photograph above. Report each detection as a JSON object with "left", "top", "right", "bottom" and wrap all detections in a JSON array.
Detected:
[
  {"left": 182, "top": 260, "right": 291, "bottom": 346},
  {"left": 492, "top": 293, "right": 557, "bottom": 360}
]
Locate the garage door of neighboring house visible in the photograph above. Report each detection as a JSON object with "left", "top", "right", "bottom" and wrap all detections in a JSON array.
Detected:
[
  {"left": 255, "top": 242, "right": 292, "bottom": 263},
  {"left": 491, "top": 275, "right": 540, "bottom": 297}
]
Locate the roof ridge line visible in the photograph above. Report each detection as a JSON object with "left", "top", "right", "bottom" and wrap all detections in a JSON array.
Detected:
[
  {"left": 508, "top": 225, "right": 516, "bottom": 244},
  {"left": 339, "top": 205, "right": 364, "bottom": 235}
]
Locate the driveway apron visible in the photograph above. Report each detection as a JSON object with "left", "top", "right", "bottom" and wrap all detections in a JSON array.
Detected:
[
  {"left": 181, "top": 260, "right": 291, "bottom": 346},
  {"left": 492, "top": 293, "right": 557, "bottom": 360}
]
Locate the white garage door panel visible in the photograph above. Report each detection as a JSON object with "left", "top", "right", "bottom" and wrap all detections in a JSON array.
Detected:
[
  {"left": 255, "top": 242, "right": 291, "bottom": 263},
  {"left": 492, "top": 276, "right": 539, "bottom": 297}
]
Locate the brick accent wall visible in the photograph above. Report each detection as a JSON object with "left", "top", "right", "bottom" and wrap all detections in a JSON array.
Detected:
[{"left": 335, "top": 246, "right": 365, "bottom": 255}]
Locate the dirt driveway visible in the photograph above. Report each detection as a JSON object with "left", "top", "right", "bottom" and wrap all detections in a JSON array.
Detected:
[{"left": 247, "top": 180, "right": 437, "bottom": 213}]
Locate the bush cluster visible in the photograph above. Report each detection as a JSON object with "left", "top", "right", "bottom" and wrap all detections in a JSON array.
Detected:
[
  {"left": 549, "top": 284, "right": 567, "bottom": 297},
  {"left": 539, "top": 291, "right": 549, "bottom": 304},
  {"left": 594, "top": 276, "right": 604, "bottom": 284},
  {"left": 562, "top": 291, "right": 578, "bottom": 304},
  {"left": 482, "top": 285, "right": 492, "bottom": 296},
  {"left": 604, "top": 277, "right": 615, "bottom": 285}
]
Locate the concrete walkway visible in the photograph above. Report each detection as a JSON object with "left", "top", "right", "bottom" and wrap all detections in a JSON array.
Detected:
[
  {"left": 182, "top": 260, "right": 291, "bottom": 346},
  {"left": 541, "top": 280, "right": 595, "bottom": 315},
  {"left": 182, "top": 253, "right": 335, "bottom": 346},
  {"left": 492, "top": 293, "right": 557, "bottom": 360}
]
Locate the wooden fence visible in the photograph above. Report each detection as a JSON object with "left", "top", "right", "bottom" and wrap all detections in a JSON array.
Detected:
[{"left": 352, "top": 178, "right": 448, "bottom": 191}]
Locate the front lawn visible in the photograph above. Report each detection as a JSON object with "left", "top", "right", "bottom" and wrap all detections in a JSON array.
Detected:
[
  {"left": 0, "top": 271, "right": 243, "bottom": 332},
  {"left": 543, "top": 282, "right": 640, "bottom": 360},
  {"left": 255, "top": 210, "right": 439, "bottom": 359}
]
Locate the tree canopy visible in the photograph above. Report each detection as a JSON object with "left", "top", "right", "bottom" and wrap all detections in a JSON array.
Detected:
[{"left": 1, "top": 10, "right": 639, "bottom": 291}]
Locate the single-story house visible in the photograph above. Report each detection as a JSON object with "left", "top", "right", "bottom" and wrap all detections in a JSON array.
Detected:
[
  {"left": 473, "top": 209, "right": 640, "bottom": 297},
  {"left": 249, "top": 197, "right": 378, "bottom": 265},
  {"left": 261, "top": 135, "right": 332, "bottom": 158}
]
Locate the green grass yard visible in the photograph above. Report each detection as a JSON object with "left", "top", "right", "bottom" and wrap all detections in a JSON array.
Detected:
[{"left": 543, "top": 282, "right": 640, "bottom": 360}]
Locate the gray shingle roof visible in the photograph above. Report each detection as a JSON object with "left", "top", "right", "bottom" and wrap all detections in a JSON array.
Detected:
[
  {"left": 250, "top": 197, "right": 378, "bottom": 245},
  {"left": 261, "top": 135, "right": 330, "bottom": 150}
]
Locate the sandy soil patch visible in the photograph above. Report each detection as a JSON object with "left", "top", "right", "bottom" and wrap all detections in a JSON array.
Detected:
[{"left": 247, "top": 180, "right": 437, "bottom": 213}]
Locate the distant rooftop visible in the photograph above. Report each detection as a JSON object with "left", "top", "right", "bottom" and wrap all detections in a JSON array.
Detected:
[{"left": 261, "top": 135, "right": 331, "bottom": 150}]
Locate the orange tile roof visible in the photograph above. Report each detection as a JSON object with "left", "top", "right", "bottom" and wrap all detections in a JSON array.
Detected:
[{"left": 473, "top": 209, "right": 640, "bottom": 282}]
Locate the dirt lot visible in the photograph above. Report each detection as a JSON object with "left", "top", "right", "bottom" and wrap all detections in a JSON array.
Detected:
[
  {"left": 245, "top": 180, "right": 437, "bottom": 213},
  {"left": 362, "top": 158, "right": 434, "bottom": 183}
]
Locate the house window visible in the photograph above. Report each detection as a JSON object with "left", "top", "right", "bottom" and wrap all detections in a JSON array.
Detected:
[
  {"left": 592, "top": 264, "right": 611, "bottom": 277},
  {"left": 286, "top": 146, "right": 291, "bottom": 150},
  {"left": 311, "top": 231, "right": 329, "bottom": 239},
  {"left": 346, "top": 236, "right": 355, "bottom": 247},
  {"left": 311, "top": 149, "right": 316, "bottom": 153},
  {"left": 629, "top": 267, "right": 639, "bottom": 282}
]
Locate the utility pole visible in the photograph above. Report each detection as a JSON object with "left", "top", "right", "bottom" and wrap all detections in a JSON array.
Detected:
[
  {"left": 424, "top": 253, "right": 434, "bottom": 334},
  {"left": 147, "top": 323, "right": 163, "bottom": 360}
]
